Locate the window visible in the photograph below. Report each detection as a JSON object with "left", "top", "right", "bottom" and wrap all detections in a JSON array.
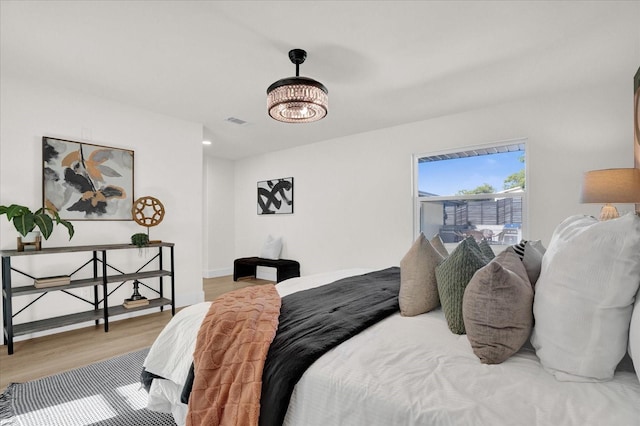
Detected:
[{"left": 413, "top": 139, "right": 527, "bottom": 248}]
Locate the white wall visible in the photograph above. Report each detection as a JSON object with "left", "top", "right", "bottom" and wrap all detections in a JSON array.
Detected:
[
  {"left": 233, "top": 79, "right": 635, "bottom": 276},
  {"left": 0, "top": 77, "right": 204, "bottom": 340},
  {"left": 203, "top": 156, "right": 235, "bottom": 277}
]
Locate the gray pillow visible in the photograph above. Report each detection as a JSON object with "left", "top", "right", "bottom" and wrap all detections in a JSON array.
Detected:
[
  {"left": 399, "top": 233, "right": 444, "bottom": 316},
  {"left": 463, "top": 247, "right": 534, "bottom": 364},
  {"left": 435, "top": 237, "right": 488, "bottom": 334},
  {"left": 522, "top": 240, "right": 546, "bottom": 287}
]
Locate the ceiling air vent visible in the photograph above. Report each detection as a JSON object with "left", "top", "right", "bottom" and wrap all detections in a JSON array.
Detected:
[{"left": 225, "top": 117, "right": 248, "bottom": 125}]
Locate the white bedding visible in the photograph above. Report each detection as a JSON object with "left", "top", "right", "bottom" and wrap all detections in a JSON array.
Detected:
[{"left": 144, "top": 269, "right": 640, "bottom": 426}]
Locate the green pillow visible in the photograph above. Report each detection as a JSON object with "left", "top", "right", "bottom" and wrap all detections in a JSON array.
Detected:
[
  {"left": 436, "top": 237, "right": 489, "bottom": 334},
  {"left": 478, "top": 239, "right": 496, "bottom": 261}
]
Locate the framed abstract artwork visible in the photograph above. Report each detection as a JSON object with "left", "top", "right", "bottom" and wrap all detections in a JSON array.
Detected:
[
  {"left": 257, "top": 177, "right": 294, "bottom": 215},
  {"left": 43, "top": 137, "right": 134, "bottom": 220}
]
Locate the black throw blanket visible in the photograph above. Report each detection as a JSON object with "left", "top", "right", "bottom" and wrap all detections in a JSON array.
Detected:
[{"left": 258, "top": 267, "right": 400, "bottom": 426}]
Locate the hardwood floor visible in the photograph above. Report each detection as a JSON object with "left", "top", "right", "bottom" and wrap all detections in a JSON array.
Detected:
[{"left": 0, "top": 275, "right": 269, "bottom": 392}]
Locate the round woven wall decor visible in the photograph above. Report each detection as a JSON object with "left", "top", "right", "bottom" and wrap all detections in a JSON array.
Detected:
[{"left": 132, "top": 196, "right": 165, "bottom": 227}]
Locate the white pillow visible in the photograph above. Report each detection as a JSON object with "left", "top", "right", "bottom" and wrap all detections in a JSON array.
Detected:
[
  {"left": 531, "top": 213, "right": 640, "bottom": 382},
  {"left": 629, "top": 289, "right": 640, "bottom": 383},
  {"left": 260, "top": 235, "right": 282, "bottom": 260}
]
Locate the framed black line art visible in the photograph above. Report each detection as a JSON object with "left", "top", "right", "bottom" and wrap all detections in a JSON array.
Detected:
[
  {"left": 43, "top": 137, "right": 134, "bottom": 220},
  {"left": 257, "top": 177, "right": 294, "bottom": 215}
]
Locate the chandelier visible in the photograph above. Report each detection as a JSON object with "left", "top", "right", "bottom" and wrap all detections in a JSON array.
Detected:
[{"left": 267, "top": 49, "right": 328, "bottom": 123}]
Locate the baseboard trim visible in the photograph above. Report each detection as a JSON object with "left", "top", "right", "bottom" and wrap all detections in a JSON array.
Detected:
[{"left": 203, "top": 267, "right": 233, "bottom": 278}]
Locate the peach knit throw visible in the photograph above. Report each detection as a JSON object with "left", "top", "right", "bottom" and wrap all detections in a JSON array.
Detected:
[{"left": 186, "top": 284, "right": 281, "bottom": 426}]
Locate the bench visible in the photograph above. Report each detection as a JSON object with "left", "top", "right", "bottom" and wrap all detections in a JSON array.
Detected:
[{"left": 233, "top": 257, "right": 301, "bottom": 283}]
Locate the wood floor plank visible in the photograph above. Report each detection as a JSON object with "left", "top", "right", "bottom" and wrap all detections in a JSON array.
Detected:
[{"left": 0, "top": 275, "right": 265, "bottom": 391}]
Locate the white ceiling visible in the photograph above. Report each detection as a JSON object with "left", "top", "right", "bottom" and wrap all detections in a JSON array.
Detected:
[{"left": 1, "top": 1, "right": 638, "bottom": 160}]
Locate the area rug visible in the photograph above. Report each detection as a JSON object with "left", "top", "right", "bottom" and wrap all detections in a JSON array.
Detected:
[{"left": 0, "top": 348, "right": 176, "bottom": 426}]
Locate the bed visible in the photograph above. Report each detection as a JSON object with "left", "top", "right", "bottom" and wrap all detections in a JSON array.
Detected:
[
  {"left": 143, "top": 213, "right": 640, "bottom": 426},
  {"left": 142, "top": 266, "right": 640, "bottom": 426}
]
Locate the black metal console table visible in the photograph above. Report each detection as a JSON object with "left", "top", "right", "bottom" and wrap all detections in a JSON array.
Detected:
[{"left": 1, "top": 242, "right": 175, "bottom": 355}]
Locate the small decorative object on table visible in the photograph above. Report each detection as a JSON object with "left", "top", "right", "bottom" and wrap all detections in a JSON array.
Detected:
[
  {"left": 132, "top": 196, "right": 165, "bottom": 243},
  {"left": 17, "top": 232, "right": 42, "bottom": 252},
  {"left": 123, "top": 280, "right": 149, "bottom": 308},
  {"left": 0, "top": 204, "right": 74, "bottom": 251},
  {"left": 34, "top": 275, "right": 71, "bottom": 288},
  {"left": 126, "top": 196, "right": 165, "bottom": 304},
  {"left": 131, "top": 232, "right": 149, "bottom": 247},
  {"left": 123, "top": 298, "right": 150, "bottom": 309}
]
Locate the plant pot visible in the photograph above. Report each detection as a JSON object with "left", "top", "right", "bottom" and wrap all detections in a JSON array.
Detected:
[
  {"left": 131, "top": 233, "right": 149, "bottom": 248},
  {"left": 17, "top": 231, "right": 42, "bottom": 251},
  {"left": 22, "top": 231, "right": 41, "bottom": 243}
]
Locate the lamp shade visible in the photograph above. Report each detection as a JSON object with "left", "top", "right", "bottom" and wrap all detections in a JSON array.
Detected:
[{"left": 580, "top": 168, "right": 640, "bottom": 203}]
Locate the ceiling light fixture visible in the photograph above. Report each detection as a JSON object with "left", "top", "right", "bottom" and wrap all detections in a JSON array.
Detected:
[{"left": 267, "top": 49, "right": 328, "bottom": 123}]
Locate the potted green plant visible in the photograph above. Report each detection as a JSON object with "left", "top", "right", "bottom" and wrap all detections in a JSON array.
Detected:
[
  {"left": 0, "top": 204, "right": 75, "bottom": 241},
  {"left": 131, "top": 232, "right": 149, "bottom": 247}
]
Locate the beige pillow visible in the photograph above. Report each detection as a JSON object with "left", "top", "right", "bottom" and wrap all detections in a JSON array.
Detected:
[
  {"left": 399, "top": 233, "right": 444, "bottom": 316},
  {"left": 463, "top": 247, "right": 533, "bottom": 364},
  {"left": 430, "top": 234, "right": 449, "bottom": 258}
]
